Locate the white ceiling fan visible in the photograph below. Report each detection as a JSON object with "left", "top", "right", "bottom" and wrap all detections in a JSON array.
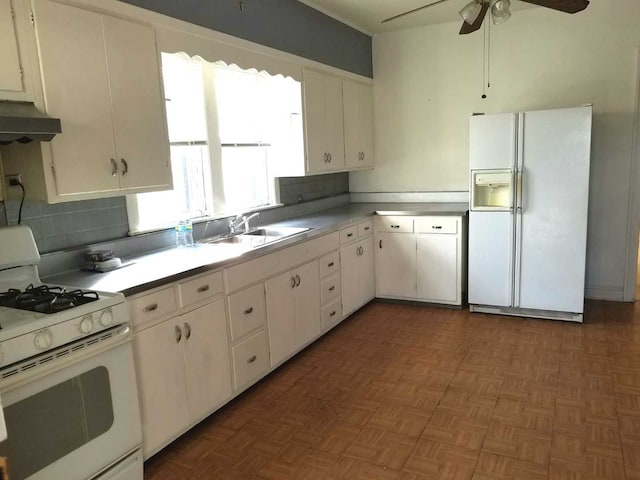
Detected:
[{"left": 382, "top": 0, "right": 590, "bottom": 34}]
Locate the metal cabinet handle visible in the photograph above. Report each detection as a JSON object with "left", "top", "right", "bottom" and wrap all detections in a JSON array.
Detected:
[
  {"left": 110, "top": 158, "right": 118, "bottom": 176},
  {"left": 329, "top": 285, "right": 335, "bottom": 291},
  {"left": 324, "top": 153, "right": 328, "bottom": 163},
  {"left": 364, "top": 226, "right": 370, "bottom": 231},
  {"left": 143, "top": 303, "right": 158, "bottom": 313},
  {"left": 197, "top": 284, "right": 210, "bottom": 293},
  {"left": 295, "top": 274, "right": 301, "bottom": 287},
  {"left": 362, "top": 152, "right": 366, "bottom": 161},
  {"left": 120, "top": 158, "right": 128, "bottom": 176},
  {"left": 328, "top": 262, "right": 334, "bottom": 267},
  {"left": 183, "top": 322, "right": 191, "bottom": 340},
  {"left": 390, "top": 225, "right": 400, "bottom": 229},
  {"left": 175, "top": 325, "right": 182, "bottom": 343},
  {"left": 432, "top": 226, "right": 443, "bottom": 230},
  {"left": 379, "top": 240, "right": 383, "bottom": 249},
  {"left": 329, "top": 310, "right": 336, "bottom": 317},
  {"left": 247, "top": 355, "right": 257, "bottom": 364},
  {"left": 347, "top": 233, "right": 353, "bottom": 237},
  {"left": 290, "top": 276, "right": 296, "bottom": 288},
  {"left": 328, "top": 153, "right": 332, "bottom": 163},
  {"left": 244, "top": 307, "right": 254, "bottom": 315}
]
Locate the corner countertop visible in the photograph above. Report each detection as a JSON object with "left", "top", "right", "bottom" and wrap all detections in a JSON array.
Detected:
[{"left": 44, "top": 202, "right": 468, "bottom": 297}]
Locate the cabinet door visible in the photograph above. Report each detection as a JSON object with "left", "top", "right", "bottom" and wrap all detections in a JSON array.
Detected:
[
  {"left": 303, "top": 69, "right": 328, "bottom": 174},
  {"left": 324, "top": 74, "right": 345, "bottom": 170},
  {"left": 181, "top": 300, "right": 232, "bottom": 423},
  {"left": 293, "top": 260, "right": 321, "bottom": 347},
  {"left": 265, "top": 269, "right": 297, "bottom": 367},
  {"left": 359, "top": 236, "right": 376, "bottom": 306},
  {"left": 0, "top": 0, "right": 24, "bottom": 95},
  {"left": 102, "top": 16, "right": 172, "bottom": 192},
  {"left": 33, "top": 0, "right": 119, "bottom": 195},
  {"left": 375, "top": 233, "right": 417, "bottom": 298},
  {"left": 133, "top": 319, "right": 189, "bottom": 458},
  {"left": 416, "top": 235, "right": 459, "bottom": 303},
  {"left": 344, "top": 81, "right": 373, "bottom": 169},
  {"left": 340, "top": 242, "right": 359, "bottom": 316}
]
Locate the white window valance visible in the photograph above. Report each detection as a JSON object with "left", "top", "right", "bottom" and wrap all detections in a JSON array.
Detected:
[{"left": 156, "top": 27, "right": 303, "bottom": 82}]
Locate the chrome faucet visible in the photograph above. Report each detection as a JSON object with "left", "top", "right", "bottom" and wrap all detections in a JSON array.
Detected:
[{"left": 228, "top": 212, "right": 260, "bottom": 234}]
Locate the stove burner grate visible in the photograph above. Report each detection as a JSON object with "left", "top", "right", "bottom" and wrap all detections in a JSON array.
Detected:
[{"left": 0, "top": 284, "right": 100, "bottom": 314}]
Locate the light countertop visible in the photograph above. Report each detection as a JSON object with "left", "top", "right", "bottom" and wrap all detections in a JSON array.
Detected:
[{"left": 45, "top": 202, "right": 468, "bottom": 296}]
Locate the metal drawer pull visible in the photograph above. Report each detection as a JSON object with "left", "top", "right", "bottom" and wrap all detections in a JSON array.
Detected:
[
  {"left": 347, "top": 233, "right": 353, "bottom": 237},
  {"left": 379, "top": 240, "right": 383, "bottom": 248},
  {"left": 175, "top": 325, "right": 182, "bottom": 343},
  {"left": 244, "top": 307, "right": 254, "bottom": 315},
  {"left": 390, "top": 225, "right": 400, "bottom": 229},
  {"left": 183, "top": 322, "right": 191, "bottom": 340},
  {"left": 323, "top": 153, "right": 328, "bottom": 163},
  {"left": 110, "top": 158, "right": 118, "bottom": 176},
  {"left": 329, "top": 311, "right": 336, "bottom": 317},
  {"left": 290, "top": 276, "right": 296, "bottom": 288},
  {"left": 328, "top": 153, "right": 332, "bottom": 163},
  {"left": 328, "top": 262, "right": 334, "bottom": 267},
  {"left": 247, "top": 355, "right": 257, "bottom": 364},
  {"left": 197, "top": 284, "right": 210, "bottom": 293},
  {"left": 329, "top": 286, "right": 335, "bottom": 291},
  {"left": 295, "top": 275, "right": 301, "bottom": 287},
  {"left": 143, "top": 303, "right": 158, "bottom": 313},
  {"left": 432, "top": 226, "right": 443, "bottom": 230},
  {"left": 120, "top": 158, "right": 128, "bottom": 176},
  {"left": 364, "top": 226, "right": 370, "bottom": 231}
]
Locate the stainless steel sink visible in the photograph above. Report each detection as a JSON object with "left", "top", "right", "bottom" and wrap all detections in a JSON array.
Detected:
[
  {"left": 199, "top": 226, "right": 310, "bottom": 248},
  {"left": 244, "top": 226, "right": 309, "bottom": 237}
]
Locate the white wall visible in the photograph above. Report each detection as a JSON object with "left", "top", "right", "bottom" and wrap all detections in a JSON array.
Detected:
[{"left": 350, "top": 1, "right": 640, "bottom": 300}]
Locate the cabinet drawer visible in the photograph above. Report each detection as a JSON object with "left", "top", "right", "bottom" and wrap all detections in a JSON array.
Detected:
[
  {"left": 340, "top": 225, "right": 358, "bottom": 244},
  {"left": 228, "top": 284, "right": 266, "bottom": 342},
  {"left": 319, "top": 251, "right": 340, "bottom": 278},
  {"left": 178, "top": 271, "right": 223, "bottom": 308},
  {"left": 128, "top": 286, "right": 177, "bottom": 328},
  {"left": 321, "top": 273, "right": 341, "bottom": 304},
  {"left": 375, "top": 216, "right": 414, "bottom": 233},
  {"left": 231, "top": 329, "right": 270, "bottom": 391},
  {"left": 358, "top": 220, "right": 373, "bottom": 238},
  {"left": 321, "top": 299, "right": 342, "bottom": 331},
  {"left": 414, "top": 216, "right": 458, "bottom": 234}
]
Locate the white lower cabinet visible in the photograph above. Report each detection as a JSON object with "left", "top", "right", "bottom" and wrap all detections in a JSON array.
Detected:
[
  {"left": 375, "top": 215, "right": 464, "bottom": 305},
  {"left": 341, "top": 236, "right": 375, "bottom": 316},
  {"left": 133, "top": 299, "right": 231, "bottom": 458},
  {"left": 266, "top": 260, "right": 321, "bottom": 367},
  {"left": 375, "top": 232, "right": 417, "bottom": 299},
  {"left": 231, "top": 329, "right": 270, "bottom": 391}
]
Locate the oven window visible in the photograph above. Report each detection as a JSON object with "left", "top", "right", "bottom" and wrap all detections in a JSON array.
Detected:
[{"left": 0, "top": 366, "right": 114, "bottom": 480}]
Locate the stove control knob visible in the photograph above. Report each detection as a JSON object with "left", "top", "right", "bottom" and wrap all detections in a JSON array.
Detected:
[
  {"left": 79, "top": 316, "right": 94, "bottom": 334},
  {"left": 34, "top": 329, "right": 53, "bottom": 350},
  {"left": 100, "top": 309, "right": 113, "bottom": 327}
]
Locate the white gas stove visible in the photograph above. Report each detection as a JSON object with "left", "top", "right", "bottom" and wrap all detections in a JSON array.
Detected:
[{"left": 0, "top": 225, "right": 127, "bottom": 368}]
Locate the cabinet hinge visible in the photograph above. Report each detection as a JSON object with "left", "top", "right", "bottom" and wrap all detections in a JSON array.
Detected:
[
  {"left": 10, "top": 6, "right": 15, "bottom": 18},
  {"left": 29, "top": 10, "right": 35, "bottom": 26},
  {"left": 51, "top": 162, "right": 56, "bottom": 178},
  {"left": 19, "top": 66, "right": 23, "bottom": 78}
]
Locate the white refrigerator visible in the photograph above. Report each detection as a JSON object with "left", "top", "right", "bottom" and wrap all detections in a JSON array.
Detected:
[{"left": 468, "top": 106, "right": 592, "bottom": 322}]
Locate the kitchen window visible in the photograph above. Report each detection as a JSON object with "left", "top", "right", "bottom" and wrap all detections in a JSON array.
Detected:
[{"left": 127, "top": 53, "right": 302, "bottom": 233}]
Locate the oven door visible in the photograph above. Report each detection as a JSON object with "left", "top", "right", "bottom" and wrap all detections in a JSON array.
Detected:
[{"left": 0, "top": 332, "right": 142, "bottom": 480}]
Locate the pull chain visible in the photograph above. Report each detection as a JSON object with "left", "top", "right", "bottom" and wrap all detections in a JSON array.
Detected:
[{"left": 482, "top": 8, "right": 491, "bottom": 99}]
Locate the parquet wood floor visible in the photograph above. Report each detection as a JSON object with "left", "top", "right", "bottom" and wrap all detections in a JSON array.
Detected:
[{"left": 144, "top": 300, "right": 640, "bottom": 480}]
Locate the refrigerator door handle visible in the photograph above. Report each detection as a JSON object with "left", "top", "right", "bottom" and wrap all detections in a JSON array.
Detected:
[{"left": 516, "top": 171, "right": 523, "bottom": 212}]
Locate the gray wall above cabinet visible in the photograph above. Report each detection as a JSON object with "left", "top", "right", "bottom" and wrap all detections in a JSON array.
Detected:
[{"left": 120, "top": 0, "right": 373, "bottom": 78}]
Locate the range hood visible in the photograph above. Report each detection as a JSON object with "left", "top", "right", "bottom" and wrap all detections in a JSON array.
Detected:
[{"left": 0, "top": 101, "right": 62, "bottom": 145}]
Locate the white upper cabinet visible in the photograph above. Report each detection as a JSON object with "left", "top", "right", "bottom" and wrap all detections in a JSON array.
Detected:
[
  {"left": 302, "top": 69, "right": 345, "bottom": 174},
  {"left": 31, "top": 0, "right": 171, "bottom": 199},
  {"left": 0, "top": 0, "right": 38, "bottom": 102},
  {"left": 343, "top": 80, "right": 374, "bottom": 169}
]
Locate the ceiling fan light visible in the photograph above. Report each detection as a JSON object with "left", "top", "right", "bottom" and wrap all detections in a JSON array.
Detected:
[
  {"left": 491, "top": 0, "right": 511, "bottom": 24},
  {"left": 459, "top": 1, "right": 483, "bottom": 25}
]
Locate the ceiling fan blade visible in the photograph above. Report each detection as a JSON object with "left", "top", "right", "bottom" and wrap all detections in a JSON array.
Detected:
[
  {"left": 519, "top": 0, "right": 589, "bottom": 14},
  {"left": 381, "top": 0, "right": 449, "bottom": 24},
  {"left": 459, "top": 1, "right": 489, "bottom": 34}
]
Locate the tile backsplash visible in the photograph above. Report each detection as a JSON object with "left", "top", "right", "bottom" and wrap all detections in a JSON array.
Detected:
[
  {"left": 279, "top": 173, "right": 349, "bottom": 205},
  {"left": 3, "top": 197, "right": 129, "bottom": 254},
  {"left": 0, "top": 173, "right": 349, "bottom": 255}
]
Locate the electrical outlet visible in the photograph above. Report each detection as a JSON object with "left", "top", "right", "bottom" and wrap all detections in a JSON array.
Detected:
[{"left": 5, "top": 174, "right": 22, "bottom": 187}]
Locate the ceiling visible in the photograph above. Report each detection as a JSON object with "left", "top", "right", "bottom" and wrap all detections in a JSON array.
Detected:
[{"left": 298, "top": 0, "right": 538, "bottom": 34}]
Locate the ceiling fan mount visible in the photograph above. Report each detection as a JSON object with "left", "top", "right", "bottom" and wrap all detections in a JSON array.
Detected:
[{"left": 381, "top": 0, "right": 590, "bottom": 35}]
